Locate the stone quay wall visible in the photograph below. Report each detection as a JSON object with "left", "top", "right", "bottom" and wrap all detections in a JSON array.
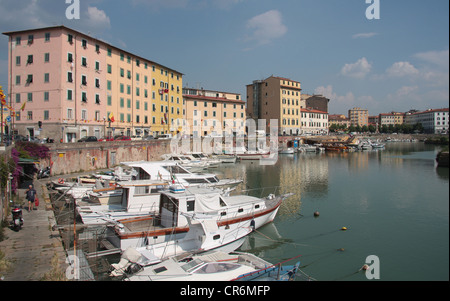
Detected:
[{"left": 44, "top": 140, "right": 171, "bottom": 176}]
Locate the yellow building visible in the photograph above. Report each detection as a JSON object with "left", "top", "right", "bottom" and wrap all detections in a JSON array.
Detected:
[
  {"left": 105, "top": 47, "right": 183, "bottom": 137},
  {"left": 348, "top": 107, "right": 369, "bottom": 127}
]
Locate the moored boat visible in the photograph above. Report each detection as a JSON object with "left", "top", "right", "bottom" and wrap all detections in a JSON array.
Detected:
[{"left": 106, "top": 186, "right": 291, "bottom": 251}]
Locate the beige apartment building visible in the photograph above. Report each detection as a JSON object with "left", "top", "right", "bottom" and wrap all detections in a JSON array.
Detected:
[
  {"left": 3, "top": 26, "right": 183, "bottom": 142},
  {"left": 183, "top": 88, "right": 245, "bottom": 137},
  {"left": 348, "top": 107, "right": 369, "bottom": 127},
  {"left": 329, "top": 114, "right": 350, "bottom": 128},
  {"left": 246, "top": 76, "right": 302, "bottom": 135},
  {"left": 378, "top": 112, "right": 405, "bottom": 127}
]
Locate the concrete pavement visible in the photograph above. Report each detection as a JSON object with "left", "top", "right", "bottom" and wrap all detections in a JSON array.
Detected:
[{"left": 0, "top": 181, "right": 68, "bottom": 281}]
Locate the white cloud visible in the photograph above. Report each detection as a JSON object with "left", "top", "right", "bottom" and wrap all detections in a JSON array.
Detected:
[
  {"left": 315, "top": 85, "right": 356, "bottom": 109},
  {"left": 352, "top": 32, "right": 378, "bottom": 39},
  {"left": 386, "top": 62, "right": 419, "bottom": 77},
  {"left": 341, "top": 57, "right": 372, "bottom": 79},
  {"left": 413, "top": 49, "right": 449, "bottom": 67},
  {"left": 245, "top": 10, "right": 287, "bottom": 46},
  {"left": 396, "top": 85, "right": 419, "bottom": 97},
  {"left": 85, "top": 6, "right": 111, "bottom": 30}
]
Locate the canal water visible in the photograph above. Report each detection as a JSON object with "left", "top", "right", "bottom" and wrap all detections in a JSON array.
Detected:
[{"left": 214, "top": 142, "right": 449, "bottom": 281}]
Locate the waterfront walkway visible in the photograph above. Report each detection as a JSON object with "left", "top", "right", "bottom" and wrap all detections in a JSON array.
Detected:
[{"left": 0, "top": 181, "right": 68, "bottom": 281}]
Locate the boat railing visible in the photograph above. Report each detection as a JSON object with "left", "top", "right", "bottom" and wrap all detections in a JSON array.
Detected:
[{"left": 237, "top": 185, "right": 290, "bottom": 199}]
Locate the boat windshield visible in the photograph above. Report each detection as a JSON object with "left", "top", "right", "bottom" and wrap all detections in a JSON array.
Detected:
[
  {"left": 163, "top": 165, "right": 189, "bottom": 174},
  {"left": 193, "top": 263, "right": 241, "bottom": 274},
  {"left": 181, "top": 259, "right": 204, "bottom": 272}
]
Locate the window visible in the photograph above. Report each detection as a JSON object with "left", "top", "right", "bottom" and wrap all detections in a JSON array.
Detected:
[
  {"left": 82, "top": 57, "right": 87, "bottom": 67},
  {"left": 27, "top": 55, "right": 33, "bottom": 64},
  {"left": 44, "top": 92, "right": 49, "bottom": 102},
  {"left": 68, "top": 34, "right": 73, "bottom": 44},
  {"left": 67, "top": 109, "right": 73, "bottom": 119},
  {"left": 107, "top": 64, "right": 112, "bottom": 74},
  {"left": 44, "top": 110, "right": 49, "bottom": 120},
  {"left": 95, "top": 44, "right": 100, "bottom": 53},
  {"left": 44, "top": 73, "right": 49, "bottom": 83},
  {"left": 27, "top": 93, "right": 33, "bottom": 102},
  {"left": 16, "top": 36, "right": 21, "bottom": 45},
  {"left": 45, "top": 33, "right": 50, "bottom": 42},
  {"left": 68, "top": 72, "right": 73, "bottom": 83},
  {"left": 67, "top": 90, "right": 73, "bottom": 101},
  {"left": 82, "top": 92, "right": 87, "bottom": 102},
  {"left": 68, "top": 53, "right": 73, "bottom": 63},
  {"left": 82, "top": 39, "right": 87, "bottom": 48},
  {"left": 95, "top": 94, "right": 100, "bottom": 104},
  {"left": 81, "top": 75, "right": 87, "bottom": 86},
  {"left": 27, "top": 111, "right": 33, "bottom": 120},
  {"left": 95, "top": 61, "right": 100, "bottom": 71},
  {"left": 15, "top": 56, "right": 20, "bottom": 66},
  {"left": 28, "top": 35, "right": 34, "bottom": 45}
]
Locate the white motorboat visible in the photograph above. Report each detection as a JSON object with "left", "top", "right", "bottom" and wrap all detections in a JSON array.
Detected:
[
  {"left": 215, "top": 154, "right": 238, "bottom": 164},
  {"left": 298, "top": 144, "right": 317, "bottom": 153},
  {"left": 106, "top": 186, "right": 291, "bottom": 251},
  {"left": 109, "top": 214, "right": 253, "bottom": 276},
  {"left": 235, "top": 146, "right": 270, "bottom": 160},
  {"left": 119, "top": 250, "right": 301, "bottom": 281},
  {"left": 77, "top": 180, "right": 170, "bottom": 225},
  {"left": 161, "top": 154, "right": 208, "bottom": 172},
  {"left": 185, "top": 152, "right": 221, "bottom": 168},
  {"left": 122, "top": 161, "right": 242, "bottom": 188},
  {"left": 278, "top": 148, "right": 295, "bottom": 154}
]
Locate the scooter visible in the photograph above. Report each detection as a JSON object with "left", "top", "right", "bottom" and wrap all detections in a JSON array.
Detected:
[
  {"left": 37, "top": 166, "right": 51, "bottom": 179},
  {"left": 10, "top": 206, "right": 24, "bottom": 231}
]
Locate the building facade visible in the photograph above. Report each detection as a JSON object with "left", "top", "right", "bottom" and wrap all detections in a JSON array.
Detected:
[
  {"left": 348, "top": 107, "right": 369, "bottom": 127},
  {"left": 405, "top": 108, "right": 449, "bottom": 134},
  {"left": 379, "top": 112, "right": 405, "bottom": 127},
  {"left": 246, "top": 76, "right": 302, "bottom": 135},
  {"left": 182, "top": 88, "right": 245, "bottom": 137},
  {"left": 3, "top": 26, "right": 183, "bottom": 142},
  {"left": 300, "top": 108, "right": 329, "bottom": 135},
  {"left": 329, "top": 114, "right": 350, "bottom": 129}
]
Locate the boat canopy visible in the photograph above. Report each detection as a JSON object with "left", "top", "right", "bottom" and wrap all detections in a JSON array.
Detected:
[{"left": 194, "top": 193, "right": 226, "bottom": 213}]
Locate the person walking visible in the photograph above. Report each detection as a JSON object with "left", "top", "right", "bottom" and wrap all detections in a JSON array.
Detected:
[{"left": 26, "top": 185, "right": 37, "bottom": 212}]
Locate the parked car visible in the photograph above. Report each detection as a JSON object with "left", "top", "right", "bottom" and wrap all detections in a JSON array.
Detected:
[
  {"left": 143, "top": 135, "right": 155, "bottom": 140},
  {"left": 78, "top": 136, "right": 98, "bottom": 142},
  {"left": 131, "top": 135, "right": 142, "bottom": 141},
  {"left": 114, "top": 135, "right": 131, "bottom": 141},
  {"left": 156, "top": 134, "right": 173, "bottom": 140},
  {"left": 98, "top": 136, "right": 114, "bottom": 142}
]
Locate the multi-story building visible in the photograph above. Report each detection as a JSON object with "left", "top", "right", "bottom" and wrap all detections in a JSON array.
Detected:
[
  {"left": 348, "top": 107, "right": 369, "bottom": 127},
  {"left": 405, "top": 108, "right": 449, "bottom": 134},
  {"left": 246, "top": 76, "right": 302, "bottom": 135},
  {"left": 329, "top": 114, "right": 350, "bottom": 129},
  {"left": 300, "top": 108, "right": 329, "bottom": 135},
  {"left": 3, "top": 26, "right": 183, "bottom": 142},
  {"left": 182, "top": 88, "right": 245, "bottom": 137},
  {"left": 302, "top": 94, "right": 330, "bottom": 113},
  {"left": 379, "top": 112, "right": 405, "bottom": 127}
]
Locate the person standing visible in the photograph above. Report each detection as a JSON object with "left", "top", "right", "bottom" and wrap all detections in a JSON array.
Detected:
[{"left": 26, "top": 185, "right": 37, "bottom": 212}]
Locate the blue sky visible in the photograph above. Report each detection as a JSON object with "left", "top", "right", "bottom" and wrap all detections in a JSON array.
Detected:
[{"left": 0, "top": 0, "right": 448, "bottom": 115}]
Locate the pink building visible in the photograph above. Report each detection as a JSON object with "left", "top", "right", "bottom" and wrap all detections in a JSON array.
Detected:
[{"left": 4, "top": 26, "right": 107, "bottom": 142}]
